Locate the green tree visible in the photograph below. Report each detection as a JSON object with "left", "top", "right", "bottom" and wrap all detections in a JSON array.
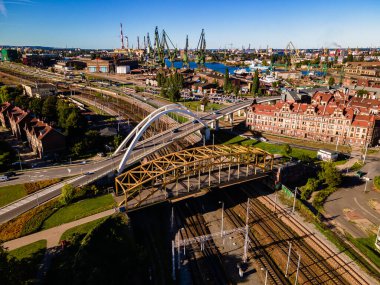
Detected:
[
  {"left": 328, "top": 77, "right": 335, "bottom": 86},
  {"left": 223, "top": 68, "right": 232, "bottom": 93},
  {"left": 283, "top": 144, "right": 292, "bottom": 156},
  {"left": 356, "top": 89, "right": 369, "bottom": 97},
  {"left": 61, "top": 184, "right": 75, "bottom": 205},
  {"left": 70, "top": 141, "right": 85, "bottom": 157},
  {"left": 200, "top": 94, "right": 210, "bottom": 108},
  {"left": 0, "top": 141, "right": 16, "bottom": 171},
  {"left": 318, "top": 162, "right": 342, "bottom": 188},
  {"left": 113, "top": 134, "right": 123, "bottom": 149},
  {"left": 28, "top": 98, "right": 44, "bottom": 115},
  {"left": 42, "top": 96, "right": 57, "bottom": 121},
  {"left": 347, "top": 54, "right": 354, "bottom": 62},
  {"left": 300, "top": 178, "right": 320, "bottom": 200},
  {"left": 251, "top": 70, "right": 260, "bottom": 95},
  {"left": 233, "top": 85, "right": 240, "bottom": 96}
]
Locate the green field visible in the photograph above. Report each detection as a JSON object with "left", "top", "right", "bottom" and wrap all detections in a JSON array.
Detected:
[
  {"left": 0, "top": 184, "right": 26, "bottom": 207},
  {"left": 60, "top": 217, "right": 107, "bottom": 242},
  {"left": 181, "top": 100, "right": 225, "bottom": 112},
  {"left": 9, "top": 239, "right": 47, "bottom": 260},
  {"left": 41, "top": 194, "right": 115, "bottom": 230},
  {"left": 223, "top": 135, "right": 317, "bottom": 159},
  {"left": 347, "top": 235, "right": 380, "bottom": 269}
]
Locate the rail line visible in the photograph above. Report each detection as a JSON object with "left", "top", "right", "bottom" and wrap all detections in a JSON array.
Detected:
[
  {"left": 257, "top": 189, "right": 372, "bottom": 285},
  {"left": 221, "top": 190, "right": 290, "bottom": 285},
  {"left": 175, "top": 201, "right": 229, "bottom": 285}
]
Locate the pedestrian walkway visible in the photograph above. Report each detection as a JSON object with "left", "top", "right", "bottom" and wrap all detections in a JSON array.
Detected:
[{"left": 3, "top": 209, "right": 115, "bottom": 250}]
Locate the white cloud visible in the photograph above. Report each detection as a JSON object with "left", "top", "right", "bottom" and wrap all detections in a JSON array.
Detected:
[{"left": 0, "top": 0, "right": 7, "bottom": 16}]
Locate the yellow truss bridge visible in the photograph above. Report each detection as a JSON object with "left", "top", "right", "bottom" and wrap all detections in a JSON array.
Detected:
[{"left": 115, "top": 144, "right": 274, "bottom": 211}]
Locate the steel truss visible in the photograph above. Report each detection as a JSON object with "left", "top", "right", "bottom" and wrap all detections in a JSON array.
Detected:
[{"left": 115, "top": 145, "right": 274, "bottom": 209}]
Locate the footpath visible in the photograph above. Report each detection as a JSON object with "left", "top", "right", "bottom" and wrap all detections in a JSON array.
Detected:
[{"left": 3, "top": 209, "right": 115, "bottom": 250}]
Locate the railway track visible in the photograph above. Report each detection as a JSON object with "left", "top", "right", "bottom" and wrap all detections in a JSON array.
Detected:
[
  {"left": 256, "top": 188, "right": 373, "bottom": 285},
  {"left": 238, "top": 184, "right": 348, "bottom": 285},
  {"left": 221, "top": 190, "right": 291, "bottom": 285},
  {"left": 175, "top": 201, "right": 229, "bottom": 285}
]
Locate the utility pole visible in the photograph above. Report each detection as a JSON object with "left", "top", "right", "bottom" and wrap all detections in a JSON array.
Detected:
[
  {"left": 292, "top": 187, "right": 297, "bottom": 213},
  {"left": 363, "top": 142, "right": 369, "bottom": 164},
  {"left": 219, "top": 201, "right": 224, "bottom": 237},
  {"left": 295, "top": 253, "right": 301, "bottom": 285},
  {"left": 285, "top": 242, "right": 292, "bottom": 277}
]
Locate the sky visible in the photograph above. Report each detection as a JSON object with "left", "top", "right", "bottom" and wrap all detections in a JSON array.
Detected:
[{"left": 0, "top": 0, "right": 380, "bottom": 49}]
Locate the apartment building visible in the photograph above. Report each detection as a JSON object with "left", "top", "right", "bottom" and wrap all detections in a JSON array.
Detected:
[{"left": 246, "top": 91, "right": 380, "bottom": 147}]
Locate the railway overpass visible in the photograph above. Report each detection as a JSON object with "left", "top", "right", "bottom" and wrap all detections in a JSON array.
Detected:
[
  {"left": 115, "top": 144, "right": 274, "bottom": 212},
  {"left": 0, "top": 98, "right": 281, "bottom": 223}
]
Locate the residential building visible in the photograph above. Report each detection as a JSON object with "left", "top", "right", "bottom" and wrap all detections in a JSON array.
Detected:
[
  {"left": 246, "top": 91, "right": 380, "bottom": 147},
  {"left": 25, "top": 118, "right": 65, "bottom": 158},
  {"left": 22, "top": 83, "right": 57, "bottom": 98},
  {"left": 0, "top": 102, "right": 13, "bottom": 128},
  {"left": 8, "top": 107, "right": 31, "bottom": 140}
]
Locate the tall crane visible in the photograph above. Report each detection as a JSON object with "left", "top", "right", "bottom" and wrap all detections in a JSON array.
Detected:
[
  {"left": 153, "top": 26, "right": 165, "bottom": 67},
  {"left": 161, "top": 29, "right": 178, "bottom": 68},
  {"left": 195, "top": 29, "right": 206, "bottom": 68},
  {"left": 120, "top": 23, "right": 125, "bottom": 49},
  {"left": 285, "top": 41, "right": 299, "bottom": 70},
  {"left": 182, "top": 35, "right": 189, "bottom": 69}
]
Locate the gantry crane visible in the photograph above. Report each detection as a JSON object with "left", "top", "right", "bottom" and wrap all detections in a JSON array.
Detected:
[
  {"left": 195, "top": 29, "right": 206, "bottom": 68},
  {"left": 161, "top": 29, "right": 178, "bottom": 68}
]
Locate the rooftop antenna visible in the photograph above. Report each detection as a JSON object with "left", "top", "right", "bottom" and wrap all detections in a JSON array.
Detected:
[{"left": 120, "top": 23, "right": 125, "bottom": 49}]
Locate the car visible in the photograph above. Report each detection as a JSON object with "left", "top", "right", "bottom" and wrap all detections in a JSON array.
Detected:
[
  {"left": 84, "top": 171, "right": 94, "bottom": 175},
  {"left": 356, "top": 170, "right": 365, "bottom": 178},
  {"left": 259, "top": 137, "right": 268, "bottom": 142},
  {"left": 80, "top": 160, "right": 88, "bottom": 165},
  {"left": 192, "top": 120, "right": 199, "bottom": 124},
  {"left": 172, "top": 128, "right": 179, "bottom": 133},
  {"left": 0, "top": 175, "right": 9, "bottom": 182},
  {"left": 97, "top": 152, "right": 106, "bottom": 157},
  {"left": 213, "top": 111, "right": 221, "bottom": 115},
  {"left": 5, "top": 171, "right": 16, "bottom": 177}
]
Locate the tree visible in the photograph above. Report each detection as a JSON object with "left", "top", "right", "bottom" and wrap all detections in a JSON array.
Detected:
[
  {"left": 61, "top": 184, "right": 75, "bottom": 205},
  {"left": 113, "top": 134, "right": 123, "bottom": 149},
  {"left": 328, "top": 77, "right": 335, "bottom": 86},
  {"left": 347, "top": 54, "right": 354, "bottom": 62},
  {"left": 0, "top": 141, "right": 16, "bottom": 171},
  {"left": 42, "top": 96, "right": 57, "bottom": 121},
  {"left": 200, "top": 94, "right": 210, "bottom": 108},
  {"left": 300, "top": 178, "right": 320, "bottom": 200},
  {"left": 251, "top": 70, "right": 260, "bottom": 95},
  {"left": 356, "top": 89, "right": 369, "bottom": 98},
  {"left": 28, "top": 98, "right": 44, "bottom": 115},
  {"left": 70, "top": 141, "right": 85, "bottom": 158},
  {"left": 283, "top": 144, "right": 292, "bottom": 156},
  {"left": 233, "top": 85, "right": 240, "bottom": 96},
  {"left": 223, "top": 68, "right": 232, "bottom": 93},
  {"left": 318, "top": 162, "right": 342, "bottom": 188}
]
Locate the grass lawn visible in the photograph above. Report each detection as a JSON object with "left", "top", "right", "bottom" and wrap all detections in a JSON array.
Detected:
[
  {"left": 0, "top": 184, "right": 26, "bottom": 207},
  {"left": 9, "top": 239, "right": 47, "bottom": 260},
  {"left": 60, "top": 217, "right": 107, "bottom": 242},
  {"left": 347, "top": 235, "right": 380, "bottom": 269},
  {"left": 350, "top": 161, "right": 364, "bottom": 171},
  {"left": 41, "top": 194, "right": 115, "bottom": 230},
  {"left": 181, "top": 100, "right": 225, "bottom": 112},
  {"left": 223, "top": 135, "right": 317, "bottom": 159},
  {"left": 374, "top": 176, "right": 380, "bottom": 191}
]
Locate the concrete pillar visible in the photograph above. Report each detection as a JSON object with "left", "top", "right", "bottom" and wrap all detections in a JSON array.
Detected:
[
  {"left": 204, "top": 127, "right": 210, "bottom": 140},
  {"left": 229, "top": 113, "right": 234, "bottom": 124},
  {"left": 224, "top": 114, "right": 229, "bottom": 122}
]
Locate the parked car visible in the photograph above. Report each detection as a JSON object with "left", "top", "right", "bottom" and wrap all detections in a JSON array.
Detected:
[
  {"left": 172, "top": 128, "right": 179, "bottom": 133},
  {"left": 259, "top": 137, "right": 268, "bottom": 142},
  {"left": 356, "top": 170, "right": 365, "bottom": 178},
  {"left": 4, "top": 171, "right": 16, "bottom": 177},
  {"left": 0, "top": 175, "right": 9, "bottom": 182}
]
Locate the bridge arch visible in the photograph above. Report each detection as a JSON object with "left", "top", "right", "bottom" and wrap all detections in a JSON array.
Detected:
[{"left": 114, "top": 104, "right": 209, "bottom": 174}]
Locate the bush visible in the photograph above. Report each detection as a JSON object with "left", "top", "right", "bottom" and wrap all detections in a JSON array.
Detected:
[
  {"left": 300, "top": 178, "right": 320, "bottom": 200},
  {"left": 0, "top": 199, "right": 62, "bottom": 242},
  {"left": 61, "top": 184, "right": 75, "bottom": 205},
  {"left": 312, "top": 187, "right": 336, "bottom": 209},
  {"left": 374, "top": 176, "right": 380, "bottom": 191},
  {"left": 24, "top": 178, "right": 61, "bottom": 195}
]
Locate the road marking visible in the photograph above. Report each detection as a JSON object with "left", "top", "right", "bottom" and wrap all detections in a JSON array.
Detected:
[{"left": 353, "top": 197, "right": 380, "bottom": 222}]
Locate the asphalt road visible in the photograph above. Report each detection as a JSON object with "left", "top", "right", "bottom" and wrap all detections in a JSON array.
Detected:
[{"left": 324, "top": 153, "right": 380, "bottom": 238}]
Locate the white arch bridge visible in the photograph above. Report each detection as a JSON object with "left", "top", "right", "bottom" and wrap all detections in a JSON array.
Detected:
[{"left": 113, "top": 96, "right": 281, "bottom": 174}]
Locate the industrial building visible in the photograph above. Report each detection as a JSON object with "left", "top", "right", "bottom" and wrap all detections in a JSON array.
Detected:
[{"left": 1, "top": 49, "right": 19, "bottom": 62}]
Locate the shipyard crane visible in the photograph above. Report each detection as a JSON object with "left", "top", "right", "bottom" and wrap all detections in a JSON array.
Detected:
[
  {"left": 285, "top": 41, "right": 299, "bottom": 70},
  {"left": 161, "top": 29, "right": 178, "bottom": 68},
  {"left": 153, "top": 26, "right": 165, "bottom": 67},
  {"left": 195, "top": 29, "right": 206, "bottom": 68},
  {"left": 182, "top": 35, "right": 189, "bottom": 69}
]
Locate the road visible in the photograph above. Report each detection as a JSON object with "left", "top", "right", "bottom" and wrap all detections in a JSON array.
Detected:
[{"left": 324, "top": 153, "right": 380, "bottom": 238}]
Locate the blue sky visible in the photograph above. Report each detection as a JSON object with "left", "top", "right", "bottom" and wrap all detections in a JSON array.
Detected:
[{"left": 0, "top": 0, "right": 380, "bottom": 49}]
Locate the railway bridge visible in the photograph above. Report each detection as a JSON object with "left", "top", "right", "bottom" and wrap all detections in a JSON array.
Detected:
[{"left": 115, "top": 144, "right": 274, "bottom": 211}]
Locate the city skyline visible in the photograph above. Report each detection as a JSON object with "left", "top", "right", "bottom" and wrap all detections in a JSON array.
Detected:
[{"left": 0, "top": 0, "right": 380, "bottom": 49}]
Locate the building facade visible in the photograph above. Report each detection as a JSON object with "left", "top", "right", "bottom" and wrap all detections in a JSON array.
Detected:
[{"left": 246, "top": 91, "right": 380, "bottom": 147}]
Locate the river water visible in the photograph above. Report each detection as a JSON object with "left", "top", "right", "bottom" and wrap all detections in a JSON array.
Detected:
[{"left": 164, "top": 59, "right": 247, "bottom": 74}]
